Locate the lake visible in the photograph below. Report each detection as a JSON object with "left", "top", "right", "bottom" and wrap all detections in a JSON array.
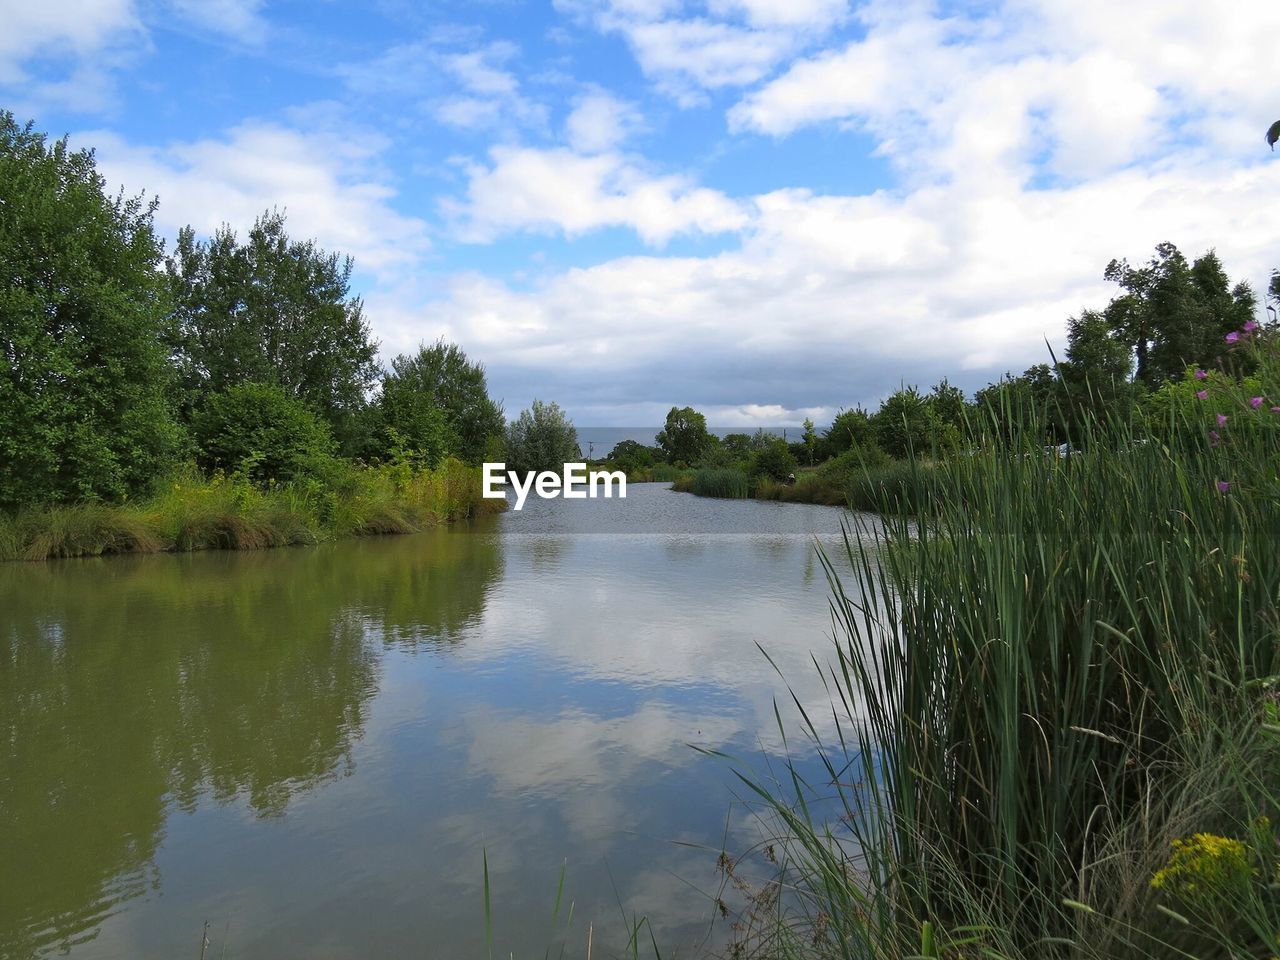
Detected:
[{"left": 0, "top": 483, "right": 873, "bottom": 959}]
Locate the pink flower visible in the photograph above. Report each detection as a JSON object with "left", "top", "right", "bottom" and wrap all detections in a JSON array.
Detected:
[
  {"left": 1244, "top": 320, "right": 1259, "bottom": 333},
  {"left": 1217, "top": 480, "right": 1230, "bottom": 493},
  {"left": 1196, "top": 390, "right": 1208, "bottom": 400},
  {"left": 1209, "top": 430, "right": 1221, "bottom": 446},
  {"left": 1216, "top": 413, "right": 1228, "bottom": 427},
  {"left": 1251, "top": 396, "right": 1265, "bottom": 409},
  {"left": 1195, "top": 368, "right": 1208, "bottom": 380},
  {"left": 1272, "top": 406, "right": 1280, "bottom": 413},
  {"left": 1226, "top": 331, "right": 1240, "bottom": 343}
]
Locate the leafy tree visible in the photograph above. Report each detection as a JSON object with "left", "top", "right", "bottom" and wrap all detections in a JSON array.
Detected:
[
  {"left": 1059, "top": 308, "right": 1136, "bottom": 428},
  {"left": 973, "top": 365, "right": 1066, "bottom": 445},
  {"left": 820, "top": 408, "right": 875, "bottom": 460},
  {"left": 750, "top": 437, "right": 798, "bottom": 481},
  {"left": 656, "top": 406, "right": 711, "bottom": 465},
  {"left": 505, "top": 400, "right": 581, "bottom": 475},
  {"left": 801, "top": 418, "right": 818, "bottom": 465},
  {"left": 166, "top": 210, "right": 378, "bottom": 448},
  {"left": 605, "top": 439, "right": 657, "bottom": 474},
  {"left": 873, "top": 387, "right": 939, "bottom": 459},
  {"left": 0, "top": 112, "right": 183, "bottom": 508},
  {"left": 192, "top": 382, "right": 335, "bottom": 483},
  {"left": 379, "top": 340, "right": 504, "bottom": 464},
  {"left": 1103, "top": 243, "right": 1256, "bottom": 388}
]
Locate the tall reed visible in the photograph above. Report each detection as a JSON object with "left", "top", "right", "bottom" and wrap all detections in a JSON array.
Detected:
[{"left": 733, "top": 349, "right": 1280, "bottom": 958}]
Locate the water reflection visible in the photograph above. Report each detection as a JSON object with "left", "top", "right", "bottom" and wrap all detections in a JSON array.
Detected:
[{"left": 1, "top": 485, "right": 864, "bottom": 959}]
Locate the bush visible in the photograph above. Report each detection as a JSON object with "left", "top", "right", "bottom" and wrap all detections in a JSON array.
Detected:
[
  {"left": 192, "top": 383, "right": 336, "bottom": 484},
  {"left": 749, "top": 439, "right": 797, "bottom": 481}
]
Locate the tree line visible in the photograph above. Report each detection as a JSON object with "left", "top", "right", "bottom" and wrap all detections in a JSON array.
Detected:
[
  {"left": 604, "top": 243, "right": 1279, "bottom": 487},
  {"left": 0, "top": 112, "right": 582, "bottom": 512}
]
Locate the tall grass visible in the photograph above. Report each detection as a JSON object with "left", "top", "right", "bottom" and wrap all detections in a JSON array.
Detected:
[
  {"left": 691, "top": 467, "right": 751, "bottom": 499},
  {"left": 0, "top": 458, "right": 504, "bottom": 562},
  {"left": 731, "top": 366, "right": 1280, "bottom": 957}
]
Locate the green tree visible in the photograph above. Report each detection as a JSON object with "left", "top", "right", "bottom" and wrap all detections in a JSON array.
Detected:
[
  {"left": 820, "top": 408, "right": 875, "bottom": 460},
  {"left": 166, "top": 210, "right": 378, "bottom": 448},
  {"left": 0, "top": 113, "right": 182, "bottom": 509},
  {"left": 1103, "top": 243, "right": 1255, "bottom": 388},
  {"left": 873, "top": 387, "right": 937, "bottom": 459},
  {"left": 655, "top": 406, "right": 711, "bottom": 465},
  {"left": 191, "top": 382, "right": 335, "bottom": 483},
  {"left": 378, "top": 340, "right": 504, "bottom": 463},
  {"left": 750, "top": 437, "right": 797, "bottom": 481},
  {"left": 505, "top": 400, "right": 581, "bottom": 475},
  {"left": 801, "top": 418, "right": 817, "bottom": 465}
]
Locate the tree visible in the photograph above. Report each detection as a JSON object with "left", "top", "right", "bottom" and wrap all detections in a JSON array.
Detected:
[
  {"left": 378, "top": 340, "right": 504, "bottom": 463},
  {"left": 801, "top": 418, "right": 817, "bottom": 465},
  {"left": 873, "top": 387, "right": 937, "bottom": 459},
  {"left": 655, "top": 406, "right": 711, "bottom": 465},
  {"left": 166, "top": 210, "right": 379, "bottom": 448},
  {"left": 820, "top": 408, "right": 875, "bottom": 459},
  {"left": 1103, "top": 243, "right": 1256, "bottom": 389},
  {"left": 505, "top": 400, "right": 581, "bottom": 475},
  {"left": 192, "top": 382, "right": 335, "bottom": 483},
  {"left": 0, "top": 112, "right": 183, "bottom": 508},
  {"left": 750, "top": 437, "right": 797, "bottom": 480}
]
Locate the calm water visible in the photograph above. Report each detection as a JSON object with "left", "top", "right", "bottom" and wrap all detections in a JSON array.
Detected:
[{"left": 0, "top": 484, "right": 872, "bottom": 959}]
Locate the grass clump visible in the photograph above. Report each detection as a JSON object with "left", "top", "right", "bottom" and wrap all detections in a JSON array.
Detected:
[{"left": 726, "top": 326, "right": 1280, "bottom": 960}]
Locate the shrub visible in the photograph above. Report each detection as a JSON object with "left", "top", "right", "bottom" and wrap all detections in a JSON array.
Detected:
[
  {"left": 192, "top": 382, "right": 336, "bottom": 484},
  {"left": 749, "top": 439, "right": 797, "bottom": 481}
]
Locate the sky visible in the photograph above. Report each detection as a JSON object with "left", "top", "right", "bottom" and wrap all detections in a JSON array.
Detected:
[{"left": 3, "top": 0, "right": 1278, "bottom": 427}]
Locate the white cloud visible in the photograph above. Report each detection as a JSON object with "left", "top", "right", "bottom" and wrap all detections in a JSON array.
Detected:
[
  {"left": 169, "top": 0, "right": 268, "bottom": 44},
  {"left": 420, "top": 160, "right": 1280, "bottom": 421},
  {"left": 730, "top": 0, "right": 1280, "bottom": 183},
  {"left": 564, "top": 89, "right": 642, "bottom": 153},
  {"left": 340, "top": 37, "right": 546, "bottom": 135},
  {"left": 445, "top": 145, "right": 749, "bottom": 245},
  {"left": 83, "top": 120, "right": 432, "bottom": 278},
  {"left": 555, "top": 0, "right": 843, "bottom": 104}
]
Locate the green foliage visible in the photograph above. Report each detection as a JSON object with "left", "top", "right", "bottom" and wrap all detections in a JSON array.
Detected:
[
  {"left": 0, "top": 112, "right": 183, "bottom": 509},
  {"left": 749, "top": 437, "right": 798, "bottom": 481},
  {"left": 689, "top": 468, "right": 749, "bottom": 499},
  {"left": 656, "top": 406, "right": 711, "bottom": 464},
  {"left": 606, "top": 439, "right": 660, "bottom": 477},
  {"left": 379, "top": 340, "right": 504, "bottom": 464},
  {"left": 504, "top": 399, "right": 581, "bottom": 475},
  {"left": 733, "top": 335, "right": 1280, "bottom": 958},
  {"left": 192, "top": 382, "right": 336, "bottom": 484},
  {"left": 872, "top": 386, "right": 940, "bottom": 458},
  {"left": 166, "top": 209, "right": 379, "bottom": 448},
  {"left": 1103, "top": 242, "right": 1256, "bottom": 389}
]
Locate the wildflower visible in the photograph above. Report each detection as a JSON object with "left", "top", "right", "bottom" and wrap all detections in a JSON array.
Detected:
[
  {"left": 1195, "top": 368, "right": 1208, "bottom": 380},
  {"left": 1244, "top": 320, "right": 1259, "bottom": 333},
  {"left": 1209, "top": 430, "right": 1221, "bottom": 445},
  {"left": 1217, "top": 481, "right": 1230, "bottom": 493},
  {"left": 1252, "top": 397, "right": 1265, "bottom": 409},
  {"left": 1226, "top": 331, "right": 1240, "bottom": 343},
  {"left": 1196, "top": 390, "right": 1208, "bottom": 400},
  {"left": 1272, "top": 406, "right": 1280, "bottom": 414},
  {"left": 1217, "top": 413, "right": 1228, "bottom": 427}
]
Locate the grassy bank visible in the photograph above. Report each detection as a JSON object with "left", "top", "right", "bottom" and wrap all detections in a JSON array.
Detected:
[
  {"left": 727, "top": 361, "right": 1280, "bottom": 957},
  {"left": 0, "top": 458, "right": 504, "bottom": 562}
]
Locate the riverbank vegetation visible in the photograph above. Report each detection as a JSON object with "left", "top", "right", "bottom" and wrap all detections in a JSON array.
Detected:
[
  {"left": 612, "top": 243, "right": 1280, "bottom": 516},
  {"left": 719, "top": 323, "right": 1280, "bottom": 959},
  {"left": 1, "top": 113, "right": 517, "bottom": 561}
]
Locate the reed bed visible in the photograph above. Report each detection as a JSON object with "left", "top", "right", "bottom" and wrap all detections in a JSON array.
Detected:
[
  {"left": 0, "top": 458, "right": 504, "bottom": 562},
  {"left": 691, "top": 467, "right": 751, "bottom": 499},
  {"left": 729, "top": 351, "right": 1280, "bottom": 958}
]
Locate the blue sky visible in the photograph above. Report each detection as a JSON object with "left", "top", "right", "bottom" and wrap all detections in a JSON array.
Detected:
[{"left": 4, "top": 0, "right": 1278, "bottom": 426}]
